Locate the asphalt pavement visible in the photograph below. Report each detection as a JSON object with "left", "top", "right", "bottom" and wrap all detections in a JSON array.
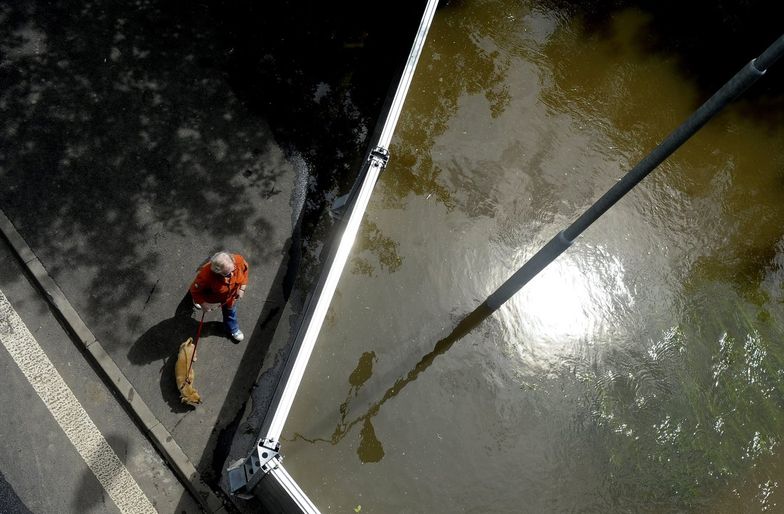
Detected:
[{"left": 0, "top": 236, "right": 201, "bottom": 513}]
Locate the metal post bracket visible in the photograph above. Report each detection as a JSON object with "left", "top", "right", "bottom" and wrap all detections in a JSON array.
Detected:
[
  {"left": 227, "top": 438, "right": 282, "bottom": 498},
  {"left": 369, "top": 146, "right": 390, "bottom": 168}
]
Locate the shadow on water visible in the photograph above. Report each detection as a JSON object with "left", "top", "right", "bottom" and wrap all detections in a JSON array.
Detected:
[{"left": 291, "top": 303, "right": 493, "bottom": 463}]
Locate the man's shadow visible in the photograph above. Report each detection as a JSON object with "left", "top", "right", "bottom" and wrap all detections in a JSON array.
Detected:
[{"left": 128, "top": 293, "right": 225, "bottom": 412}]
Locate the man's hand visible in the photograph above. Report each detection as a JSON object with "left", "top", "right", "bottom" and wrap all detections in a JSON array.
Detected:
[{"left": 236, "top": 288, "right": 245, "bottom": 299}]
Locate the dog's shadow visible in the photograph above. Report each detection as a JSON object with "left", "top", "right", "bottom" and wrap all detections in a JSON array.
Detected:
[{"left": 128, "top": 294, "right": 224, "bottom": 412}]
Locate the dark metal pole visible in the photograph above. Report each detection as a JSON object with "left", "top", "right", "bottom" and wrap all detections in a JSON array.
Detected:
[{"left": 484, "top": 34, "right": 784, "bottom": 312}]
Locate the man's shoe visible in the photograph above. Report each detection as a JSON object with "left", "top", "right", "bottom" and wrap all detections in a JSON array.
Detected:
[{"left": 231, "top": 330, "right": 244, "bottom": 342}]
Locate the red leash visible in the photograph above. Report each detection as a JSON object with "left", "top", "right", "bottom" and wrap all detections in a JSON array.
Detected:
[{"left": 185, "top": 310, "right": 206, "bottom": 384}]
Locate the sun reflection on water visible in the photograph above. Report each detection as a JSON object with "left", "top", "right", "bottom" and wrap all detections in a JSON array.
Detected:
[{"left": 507, "top": 247, "right": 632, "bottom": 345}]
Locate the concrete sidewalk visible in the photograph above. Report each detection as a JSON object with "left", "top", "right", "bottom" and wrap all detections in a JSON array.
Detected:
[{"left": 0, "top": 2, "right": 301, "bottom": 511}]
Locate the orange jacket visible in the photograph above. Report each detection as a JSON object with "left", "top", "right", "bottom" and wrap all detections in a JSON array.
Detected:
[{"left": 189, "top": 254, "right": 249, "bottom": 308}]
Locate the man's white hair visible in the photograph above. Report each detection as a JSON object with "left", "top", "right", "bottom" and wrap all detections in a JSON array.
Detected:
[{"left": 210, "top": 251, "right": 234, "bottom": 274}]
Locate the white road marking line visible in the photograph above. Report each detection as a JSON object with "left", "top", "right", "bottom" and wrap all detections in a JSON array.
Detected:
[{"left": 0, "top": 290, "right": 157, "bottom": 514}]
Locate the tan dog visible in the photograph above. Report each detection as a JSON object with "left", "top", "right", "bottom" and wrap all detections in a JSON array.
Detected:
[{"left": 175, "top": 337, "right": 202, "bottom": 406}]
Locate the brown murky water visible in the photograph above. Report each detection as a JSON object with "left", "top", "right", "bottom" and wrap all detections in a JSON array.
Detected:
[{"left": 282, "top": 1, "right": 784, "bottom": 512}]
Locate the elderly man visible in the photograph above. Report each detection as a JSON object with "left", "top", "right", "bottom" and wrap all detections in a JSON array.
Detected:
[{"left": 190, "top": 251, "right": 249, "bottom": 341}]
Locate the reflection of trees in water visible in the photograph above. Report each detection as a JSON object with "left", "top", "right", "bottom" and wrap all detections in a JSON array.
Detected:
[
  {"left": 300, "top": 268, "right": 784, "bottom": 503},
  {"left": 350, "top": 220, "right": 402, "bottom": 277},
  {"left": 543, "top": 0, "right": 784, "bottom": 103},
  {"left": 289, "top": 1, "right": 784, "bottom": 505},
  {"left": 347, "top": 0, "right": 516, "bottom": 275},
  {"left": 357, "top": 0, "right": 784, "bottom": 278},
  {"left": 381, "top": 0, "right": 514, "bottom": 212}
]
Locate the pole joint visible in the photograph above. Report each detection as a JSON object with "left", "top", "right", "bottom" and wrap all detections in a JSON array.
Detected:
[
  {"left": 749, "top": 58, "right": 767, "bottom": 75},
  {"left": 227, "top": 437, "right": 282, "bottom": 499},
  {"left": 557, "top": 230, "right": 573, "bottom": 246}
]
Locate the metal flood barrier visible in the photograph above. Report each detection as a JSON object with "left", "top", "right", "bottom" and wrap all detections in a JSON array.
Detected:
[{"left": 227, "top": 0, "right": 441, "bottom": 511}]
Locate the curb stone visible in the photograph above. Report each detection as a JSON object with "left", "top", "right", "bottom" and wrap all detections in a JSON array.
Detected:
[{"left": 0, "top": 208, "right": 226, "bottom": 513}]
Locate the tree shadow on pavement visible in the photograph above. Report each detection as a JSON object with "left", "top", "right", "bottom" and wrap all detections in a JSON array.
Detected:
[
  {"left": 0, "top": 0, "right": 287, "bottom": 332},
  {"left": 73, "top": 433, "right": 202, "bottom": 513},
  {"left": 128, "top": 293, "right": 224, "bottom": 365},
  {"left": 0, "top": 469, "right": 33, "bottom": 514},
  {"left": 72, "top": 436, "right": 122, "bottom": 514}
]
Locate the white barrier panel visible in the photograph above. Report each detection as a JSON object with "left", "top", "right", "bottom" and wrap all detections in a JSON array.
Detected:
[{"left": 228, "top": 0, "right": 442, "bottom": 511}]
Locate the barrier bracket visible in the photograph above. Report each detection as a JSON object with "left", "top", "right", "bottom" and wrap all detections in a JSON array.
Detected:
[
  {"left": 369, "top": 146, "right": 390, "bottom": 168},
  {"left": 227, "top": 438, "right": 281, "bottom": 499}
]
